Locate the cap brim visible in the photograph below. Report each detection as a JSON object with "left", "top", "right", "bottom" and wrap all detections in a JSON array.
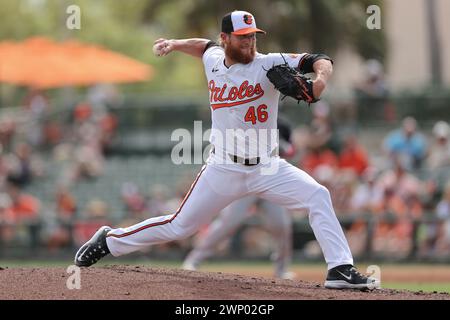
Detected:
[{"left": 232, "top": 27, "right": 266, "bottom": 35}]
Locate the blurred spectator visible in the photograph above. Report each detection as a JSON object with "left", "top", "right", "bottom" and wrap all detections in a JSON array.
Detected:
[
  {"left": 346, "top": 168, "right": 381, "bottom": 256},
  {"left": 375, "top": 157, "right": 424, "bottom": 215},
  {"left": 354, "top": 59, "right": 395, "bottom": 123},
  {"left": 147, "top": 184, "right": 171, "bottom": 217},
  {"left": 73, "top": 102, "right": 93, "bottom": 123},
  {"left": 73, "top": 199, "right": 111, "bottom": 246},
  {"left": 0, "top": 153, "right": 10, "bottom": 189},
  {"left": 427, "top": 121, "right": 450, "bottom": 170},
  {"left": 300, "top": 102, "right": 341, "bottom": 179},
  {"left": 86, "top": 85, "right": 121, "bottom": 154},
  {"left": 84, "top": 199, "right": 109, "bottom": 220},
  {"left": 383, "top": 117, "right": 428, "bottom": 170},
  {"left": 98, "top": 109, "right": 118, "bottom": 154},
  {"left": 435, "top": 181, "right": 450, "bottom": 253},
  {"left": 72, "top": 144, "right": 104, "bottom": 180},
  {"left": 66, "top": 121, "right": 105, "bottom": 184},
  {"left": 22, "top": 88, "right": 49, "bottom": 116},
  {"left": 333, "top": 100, "right": 358, "bottom": 133},
  {"left": 45, "top": 187, "right": 78, "bottom": 251},
  {"left": 339, "top": 133, "right": 369, "bottom": 177},
  {"left": 437, "top": 181, "right": 450, "bottom": 221},
  {"left": 350, "top": 167, "right": 382, "bottom": 213},
  {"left": 355, "top": 60, "right": 389, "bottom": 100},
  {"left": 371, "top": 158, "right": 424, "bottom": 257},
  {"left": 121, "top": 182, "right": 147, "bottom": 219},
  {"left": 87, "top": 83, "right": 122, "bottom": 109},
  {"left": 5, "top": 142, "right": 44, "bottom": 187},
  {"left": 0, "top": 116, "right": 16, "bottom": 152},
  {"left": 6, "top": 179, "right": 41, "bottom": 224},
  {"left": 42, "top": 119, "right": 63, "bottom": 148},
  {"left": 308, "top": 101, "right": 341, "bottom": 153},
  {"left": 5, "top": 179, "right": 41, "bottom": 249},
  {"left": 67, "top": 102, "right": 106, "bottom": 183},
  {"left": 55, "top": 186, "right": 77, "bottom": 221},
  {"left": 22, "top": 88, "right": 50, "bottom": 147},
  {"left": 0, "top": 193, "right": 15, "bottom": 246},
  {"left": 299, "top": 146, "right": 339, "bottom": 176}
]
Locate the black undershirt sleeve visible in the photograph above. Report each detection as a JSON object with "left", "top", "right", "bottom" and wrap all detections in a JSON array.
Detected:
[
  {"left": 203, "top": 41, "right": 219, "bottom": 54},
  {"left": 298, "top": 53, "right": 333, "bottom": 73}
]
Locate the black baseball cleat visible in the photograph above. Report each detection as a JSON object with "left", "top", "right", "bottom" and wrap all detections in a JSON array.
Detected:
[
  {"left": 74, "top": 226, "right": 111, "bottom": 267},
  {"left": 324, "top": 264, "right": 380, "bottom": 290}
]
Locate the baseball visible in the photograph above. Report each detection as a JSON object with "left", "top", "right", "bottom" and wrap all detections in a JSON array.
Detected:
[{"left": 153, "top": 44, "right": 162, "bottom": 57}]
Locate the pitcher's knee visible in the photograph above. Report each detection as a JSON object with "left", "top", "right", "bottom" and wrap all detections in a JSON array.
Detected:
[
  {"left": 317, "top": 185, "right": 331, "bottom": 198},
  {"left": 309, "top": 185, "right": 333, "bottom": 206},
  {"left": 171, "top": 224, "right": 197, "bottom": 240}
]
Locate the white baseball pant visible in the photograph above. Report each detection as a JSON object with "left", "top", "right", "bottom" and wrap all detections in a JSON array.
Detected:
[{"left": 106, "top": 155, "right": 353, "bottom": 270}]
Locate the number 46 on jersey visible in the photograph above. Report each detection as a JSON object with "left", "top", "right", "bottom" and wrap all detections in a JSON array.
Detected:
[{"left": 244, "top": 104, "right": 268, "bottom": 124}]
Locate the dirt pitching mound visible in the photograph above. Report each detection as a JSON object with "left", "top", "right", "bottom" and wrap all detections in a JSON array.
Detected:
[{"left": 0, "top": 265, "right": 448, "bottom": 300}]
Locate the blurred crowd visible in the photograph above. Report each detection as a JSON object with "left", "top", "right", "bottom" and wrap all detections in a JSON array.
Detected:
[
  {"left": 0, "top": 70, "right": 450, "bottom": 261},
  {"left": 290, "top": 101, "right": 450, "bottom": 259},
  {"left": 0, "top": 84, "right": 119, "bottom": 254}
]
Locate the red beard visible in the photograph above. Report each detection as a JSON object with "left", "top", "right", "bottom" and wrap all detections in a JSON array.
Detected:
[{"left": 225, "top": 43, "right": 256, "bottom": 64}]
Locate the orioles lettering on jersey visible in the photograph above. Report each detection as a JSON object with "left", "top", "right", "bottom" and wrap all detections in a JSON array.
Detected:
[{"left": 208, "top": 80, "right": 264, "bottom": 110}]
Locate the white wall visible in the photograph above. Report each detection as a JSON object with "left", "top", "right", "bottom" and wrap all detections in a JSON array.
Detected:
[{"left": 330, "top": 0, "right": 450, "bottom": 93}]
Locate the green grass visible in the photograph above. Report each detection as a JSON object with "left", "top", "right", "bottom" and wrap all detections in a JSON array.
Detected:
[
  {"left": 382, "top": 282, "right": 450, "bottom": 294},
  {"left": 0, "top": 260, "right": 69, "bottom": 268}
]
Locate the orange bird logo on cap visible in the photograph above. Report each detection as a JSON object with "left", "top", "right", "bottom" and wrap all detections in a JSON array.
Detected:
[{"left": 243, "top": 15, "right": 253, "bottom": 25}]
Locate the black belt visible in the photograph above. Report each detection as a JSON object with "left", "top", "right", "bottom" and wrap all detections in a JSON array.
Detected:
[
  {"left": 211, "top": 147, "right": 260, "bottom": 166},
  {"left": 231, "top": 155, "right": 260, "bottom": 166}
]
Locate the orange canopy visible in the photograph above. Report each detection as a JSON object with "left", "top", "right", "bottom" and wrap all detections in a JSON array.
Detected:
[{"left": 0, "top": 37, "right": 152, "bottom": 88}]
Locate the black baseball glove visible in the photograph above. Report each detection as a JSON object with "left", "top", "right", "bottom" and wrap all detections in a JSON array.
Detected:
[{"left": 266, "top": 64, "right": 319, "bottom": 104}]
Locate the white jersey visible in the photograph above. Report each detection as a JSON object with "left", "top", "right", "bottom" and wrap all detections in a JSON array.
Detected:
[{"left": 202, "top": 46, "right": 306, "bottom": 159}]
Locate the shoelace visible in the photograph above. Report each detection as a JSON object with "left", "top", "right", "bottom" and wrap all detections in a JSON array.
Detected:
[{"left": 350, "top": 267, "right": 367, "bottom": 279}]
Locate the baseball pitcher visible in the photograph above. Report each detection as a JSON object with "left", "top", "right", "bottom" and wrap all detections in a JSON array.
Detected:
[{"left": 75, "top": 10, "right": 379, "bottom": 290}]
